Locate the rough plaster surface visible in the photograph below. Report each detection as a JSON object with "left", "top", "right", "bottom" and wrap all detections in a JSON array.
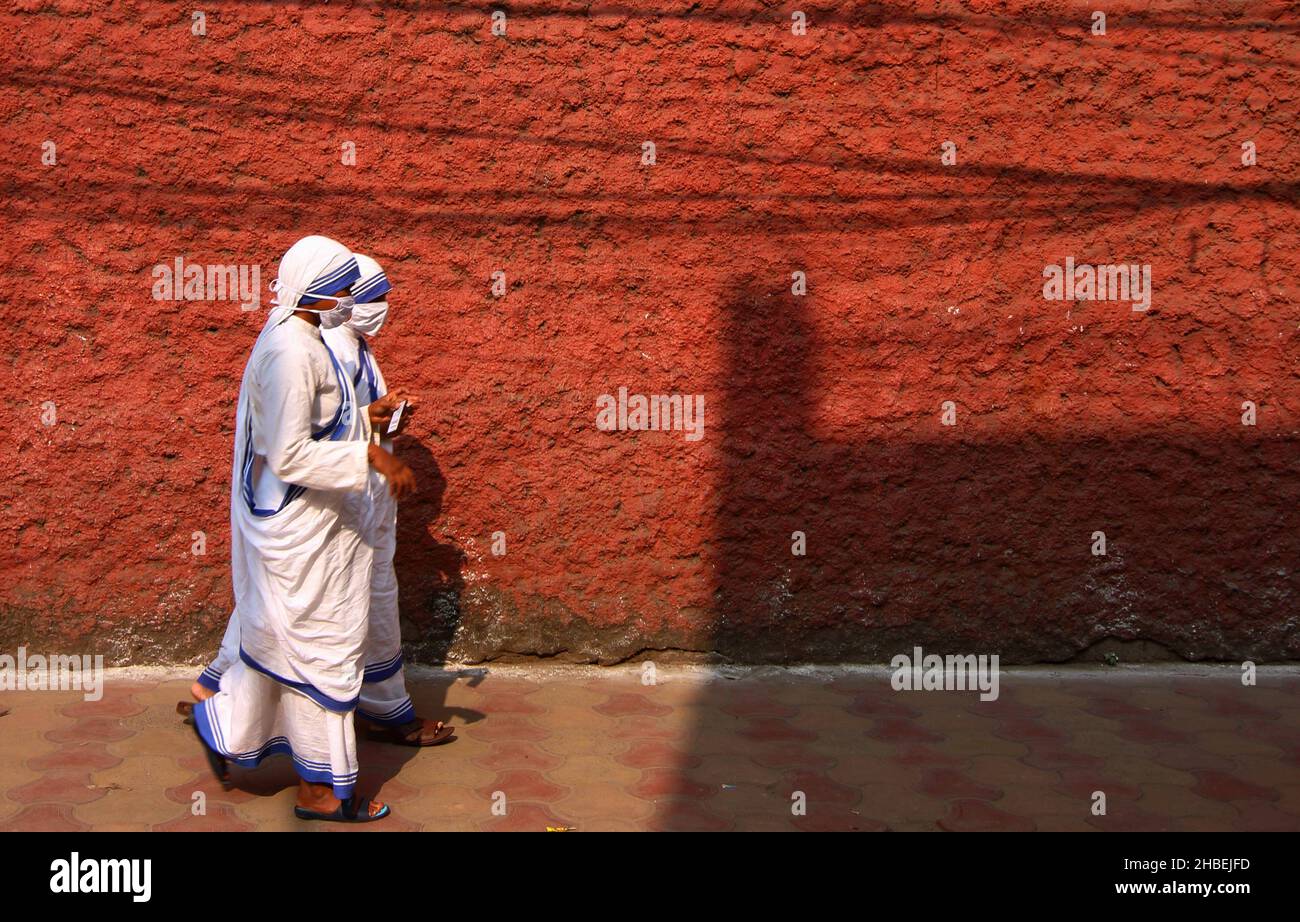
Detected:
[{"left": 2, "top": 2, "right": 1297, "bottom": 665}]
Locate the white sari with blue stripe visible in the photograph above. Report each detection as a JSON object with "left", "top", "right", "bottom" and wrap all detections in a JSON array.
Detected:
[
  {"left": 321, "top": 324, "right": 416, "bottom": 727},
  {"left": 194, "top": 312, "right": 374, "bottom": 799}
]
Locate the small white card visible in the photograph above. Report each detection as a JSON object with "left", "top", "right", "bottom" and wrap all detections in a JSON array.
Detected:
[{"left": 386, "top": 400, "right": 407, "bottom": 435}]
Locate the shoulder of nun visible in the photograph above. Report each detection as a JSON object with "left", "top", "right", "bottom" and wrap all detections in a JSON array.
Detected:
[{"left": 258, "top": 325, "right": 322, "bottom": 373}]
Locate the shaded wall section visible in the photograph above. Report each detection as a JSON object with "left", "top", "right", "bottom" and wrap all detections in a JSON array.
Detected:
[{"left": 1, "top": 1, "right": 1297, "bottom": 664}]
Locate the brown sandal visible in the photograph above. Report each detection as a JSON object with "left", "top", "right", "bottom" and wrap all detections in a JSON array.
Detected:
[{"left": 363, "top": 717, "right": 456, "bottom": 747}]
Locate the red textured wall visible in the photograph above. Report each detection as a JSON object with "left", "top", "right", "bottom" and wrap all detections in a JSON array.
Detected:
[{"left": 3, "top": 1, "right": 1297, "bottom": 664}]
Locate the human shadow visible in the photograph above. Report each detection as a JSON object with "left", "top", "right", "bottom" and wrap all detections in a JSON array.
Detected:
[
  {"left": 388, "top": 434, "right": 488, "bottom": 729},
  {"left": 392, "top": 439, "right": 466, "bottom": 663}
]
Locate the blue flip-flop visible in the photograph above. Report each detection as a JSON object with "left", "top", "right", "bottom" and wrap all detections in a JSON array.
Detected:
[{"left": 294, "top": 796, "right": 391, "bottom": 823}]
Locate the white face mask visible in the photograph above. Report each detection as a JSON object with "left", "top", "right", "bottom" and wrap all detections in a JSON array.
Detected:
[
  {"left": 300, "top": 293, "right": 356, "bottom": 329},
  {"left": 347, "top": 300, "right": 388, "bottom": 337}
]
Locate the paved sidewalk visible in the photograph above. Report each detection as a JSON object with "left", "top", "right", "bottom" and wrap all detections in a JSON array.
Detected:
[{"left": 1, "top": 664, "right": 1297, "bottom": 831}]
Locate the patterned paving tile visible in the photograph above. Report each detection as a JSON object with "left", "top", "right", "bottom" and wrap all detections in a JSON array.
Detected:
[
  {"left": 28, "top": 742, "right": 122, "bottom": 774},
  {"left": 467, "top": 690, "right": 547, "bottom": 716},
  {"left": 732, "top": 812, "right": 802, "bottom": 832},
  {"left": 938, "top": 799, "right": 1036, "bottom": 832},
  {"left": 0, "top": 702, "right": 76, "bottom": 734},
  {"left": 1020, "top": 743, "right": 1104, "bottom": 772},
  {"left": 228, "top": 788, "right": 305, "bottom": 832},
  {"left": 738, "top": 716, "right": 820, "bottom": 744},
  {"left": 152, "top": 804, "right": 256, "bottom": 832},
  {"left": 1189, "top": 769, "right": 1281, "bottom": 803},
  {"left": 792, "top": 809, "right": 889, "bottom": 832},
  {"left": 551, "top": 783, "right": 657, "bottom": 824},
  {"left": 73, "top": 785, "right": 192, "bottom": 828},
  {"left": 776, "top": 769, "right": 862, "bottom": 806},
  {"left": 992, "top": 784, "right": 1090, "bottom": 818},
  {"left": 1228, "top": 801, "right": 1300, "bottom": 832},
  {"left": 788, "top": 708, "right": 874, "bottom": 745},
  {"left": 593, "top": 692, "right": 674, "bottom": 719},
  {"left": 0, "top": 734, "right": 50, "bottom": 790},
  {"left": 749, "top": 741, "right": 838, "bottom": 770},
  {"left": 1032, "top": 815, "right": 1103, "bottom": 832},
  {"left": 461, "top": 713, "right": 549, "bottom": 743},
  {"left": 1077, "top": 753, "right": 1198, "bottom": 788},
  {"left": 691, "top": 752, "right": 786, "bottom": 787},
  {"left": 915, "top": 768, "right": 1003, "bottom": 802},
  {"left": 8, "top": 771, "right": 107, "bottom": 806},
  {"left": 1085, "top": 807, "right": 1184, "bottom": 832},
  {"left": 858, "top": 784, "right": 950, "bottom": 829},
  {"left": 1197, "top": 729, "right": 1288, "bottom": 759},
  {"left": 0, "top": 666, "right": 1295, "bottom": 831},
  {"left": 594, "top": 678, "right": 701, "bottom": 709},
  {"left": 476, "top": 769, "right": 569, "bottom": 803},
  {"left": 964, "top": 754, "right": 1060, "bottom": 788},
  {"left": 642, "top": 800, "right": 732, "bottom": 832},
  {"left": 826, "top": 753, "right": 936, "bottom": 788},
  {"left": 1147, "top": 742, "right": 1239, "bottom": 774},
  {"left": 533, "top": 730, "right": 629, "bottom": 761},
  {"left": 89, "top": 753, "right": 195, "bottom": 798},
  {"left": 627, "top": 768, "right": 717, "bottom": 801},
  {"left": 527, "top": 679, "right": 608, "bottom": 709},
  {"left": 385, "top": 782, "right": 484, "bottom": 828},
  {"left": 59, "top": 696, "right": 146, "bottom": 722},
  {"left": 544, "top": 753, "right": 641, "bottom": 788},
  {"left": 606, "top": 714, "right": 691, "bottom": 741},
  {"left": 718, "top": 689, "right": 800, "bottom": 719},
  {"left": 44, "top": 716, "right": 135, "bottom": 745},
  {"left": 866, "top": 717, "right": 946, "bottom": 744},
  {"left": 0, "top": 803, "right": 89, "bottom": 832},
  {"left": 615, "top": 739, "right": 703, "bottom": 771},
  {"left": 1054, "top": 771, "right": 1144, "bottom": 803},
  {"left": 927, "top": 731, "right": 1030, "bottom": 760},
  {"left": 1136, "top": 783, "right": 1243, "bottom": 823},
  {"left": 388, "top": 748, "right": 496, "bottom": 789},
  {"left": 471, "top": 740, "right": 565, "bottom": 773},
  {"left": 476, "top": 801, "right": 578, "bottom": 832}
]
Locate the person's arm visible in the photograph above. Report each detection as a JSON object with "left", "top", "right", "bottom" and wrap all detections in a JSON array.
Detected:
[{"left": 255, "top": 342, "right": 369, "bottom": 492}]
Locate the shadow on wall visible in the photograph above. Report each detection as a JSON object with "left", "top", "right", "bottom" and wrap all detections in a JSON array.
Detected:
[
  {"left": 392, "top": 440, "right": 465, "bottom": 664},
  {"left": 629, "top": 270, "right": 1300, "bottom": 830},
  {"left": 707, "top": 275, "right": 1299, "bottom": 665},
  {"left": 381, "top": 274, "right": 1298, "bottom": 667}
]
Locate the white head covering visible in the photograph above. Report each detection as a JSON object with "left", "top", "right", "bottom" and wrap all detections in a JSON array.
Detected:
[
  {"left": 265, "top": 235, "right": 360, "bottom": 331},
  {"left": 350, "top": 253, "right": 392, "bottom": 304},
  {"left": 346, "top": 252, "right": 392, "bottom": 337}
]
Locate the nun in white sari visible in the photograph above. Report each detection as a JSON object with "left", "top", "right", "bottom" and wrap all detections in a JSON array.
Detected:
[
  {"left": 322, "top": 255, "right": 454, "bottom": 746},
  {"left": 194, "top": 254, "right": 452, "bottom": 747},
  {"left": 191, "top": 235, "right": 414, "bottom": 823}
]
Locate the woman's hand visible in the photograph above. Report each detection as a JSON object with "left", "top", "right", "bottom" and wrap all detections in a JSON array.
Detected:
[
  {"left": 367, "top": 389, "right": 417, "bottom": 434},
  {"left": 367, "top": 444, "right": 417, "bottom": 499}
]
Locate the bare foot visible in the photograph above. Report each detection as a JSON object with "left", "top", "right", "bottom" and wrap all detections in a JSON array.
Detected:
[{"left": 191, "top": 681, "right": 215, "bottom": 702}]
